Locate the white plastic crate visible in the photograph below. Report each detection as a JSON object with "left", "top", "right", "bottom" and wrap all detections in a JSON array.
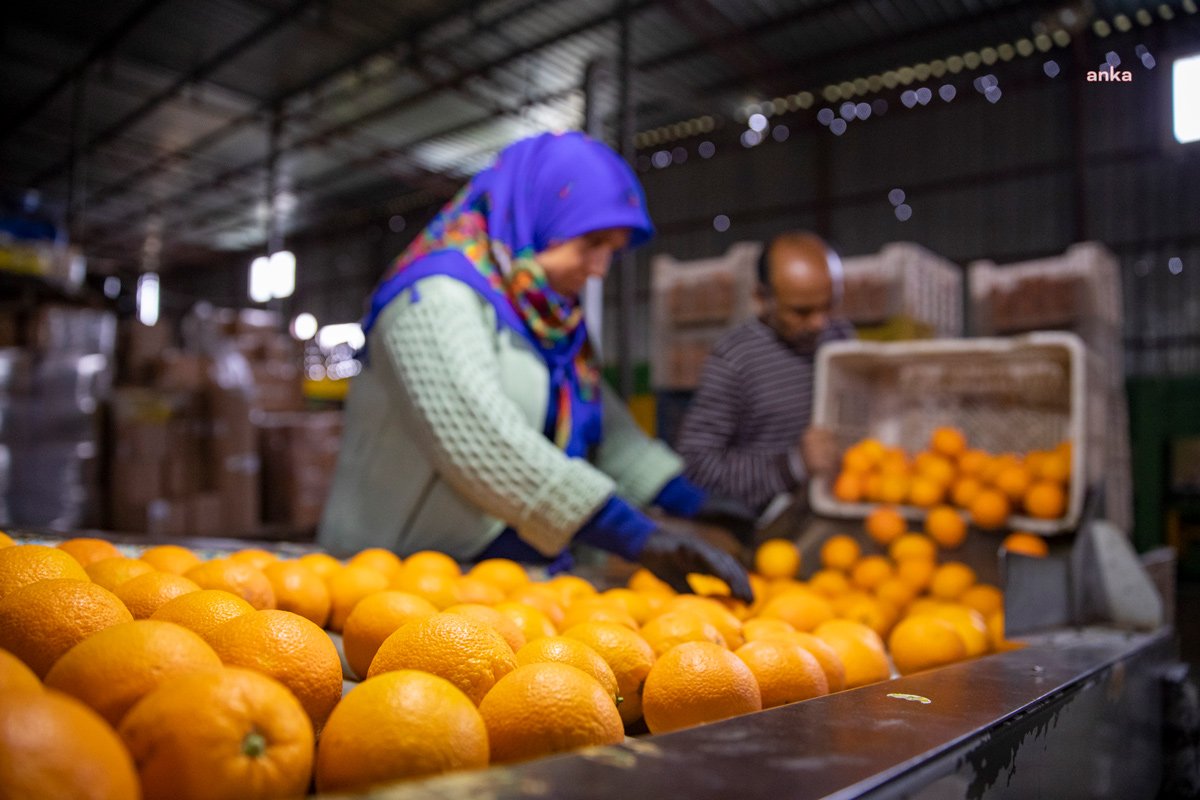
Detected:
[
  {"left": 840, "top": 242, "right": 964, "bottom": 338},
  {"left": 808, "top": 333, "right": 1102, "bottom": 535},
  {"left": 650, "top": 242, "right": 759, "bottom": 390}
]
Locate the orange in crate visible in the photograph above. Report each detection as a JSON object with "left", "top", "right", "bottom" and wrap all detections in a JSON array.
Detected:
[
  {"left": 930, "top": 427, "right": 968, "bottom": 459},
  {"left": 1024, "top": 480, "right": 1067, "bottom": 519},
  {"left": 968, "top": 488, "right": 1011, "bottom": 529},
  {"left": 924, "top": 506, "right": 967, "bottom": 549},
  {"left": 865, "top": 507, "right": 906, "bottom": 545},
  {"left": 1002, "top": 532, "right": 1049, "bottom": 558}
]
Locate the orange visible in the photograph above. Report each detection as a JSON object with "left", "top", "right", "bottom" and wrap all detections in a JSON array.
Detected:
[
  {"left": 931, "top": 426, "right": 967, "bottom": 459},
  {"left": 56, "top": 537, "right": 122, "bottom": 567},
  {"left": 627, "top": 567, "right": 676, "bottom": 596},
  {"left": 987, "top": 610, "right": 1023, "bottom": 651},
  {"left": 735, "top": 639, "right": 827, "bottom": 708},
  {"left": 113, "top": 571, "right": 200, "bottom": 619},
  {"left": 820, "top": 534, "right": 861, "bottom": 571},
  {"left": 969, "top": 488, "right": 1011, "bottom": 529},
  {"left": 809, "top": 568, "right": 853, "bottom": 598},
  {"left": 687, "top": 572, "right": 734, "bottom": 598},
  {"left": 562, "top": 622, "right": 657, "bottom": 727},
  {"left": 0, "top": 579, "right": 133, "bottom": 678},
  {"left": 1038, "top": 449, "right": 1071, "bottom": 483},
  {"left": 139, "top": 544, "right": 201, "bottom": 575},
  {"left": 840, "top": 443, "right": 875, "bottom": 474},
  {"left": 316, "top": 670, "right": 487, "bottom": 791},
  {"left": 0, "top": 544, "right": 89, "bottom": 600},
  {"left": 878, "top": 473, "right": 910, "bottom": 505},
  {"left": 929, "top": 562, "right": 977, "bottom": 601},
  {"left": 600, "top": 587, "right": 654, "bottom": 625},
  {"left": 915, "top": 452, "right": 957, "bottom": 488},
  {"left": 261, "top": 560, "right": 331, "bottom": 627},
  {"left": 397, "top": 550, "right": 461, "bottom": 581},
  {"left": 667, "top": 595, "right": 746, "bottom": 648},
  {"left": 546, "top": 574, "right": 599, "bottom": 608},
  {"left": 832, "top": 471, "right": 864, "bottom": 502},
  {"left": 326, "top": 564, "right": 390, "bottom": 631},
  {"left": 950, "top": 476, "right": 984, "bottom": 508},
  {"left": 642, "top": 641, "right": 761, "bottom": 734},
  {"left": 980, "top": 452, "right": 1020, "bottom": 485},
  {"left": 226, "top": 548, "right": 277, "bottom": 571},
  {"left": 150, "top": 589, "right": 256, "bottom": 640},
  {"left": 0, "top": 648, "right": 41, "bottom": 693},
  {"left": 46, "top": 619, "right": 222, "bottom": 726},
  {"left": 907, "top": 598, "right": 946, "bottom": 617},
  {"left": 393, "top": 570, "right": 462, "bottom": 610},
  {"left": 925, "top": 505, "right": 967, "bottom": 549},
  {"left": 368, "top": 612, "right": 516, "bottom": 704},
  {"left": 863, "top": 472, "right": 884, "bottom": 502},
  {"left": 785, "top": 631, "right": 847, "bottom": 692},
  {"left": 640, "top": 610, "right": 726, "bottom": 656},
  {"left": 118, "top": 666, "right": 314, "bottom": 800},
  {"left": 908, "top": 475, "right": 945, "bottom": 508},
  {"left": 759, "top": 589, "right": 835, "bottom": 632},
  {"left": 888, "top": 615, "right": 968, "bottom": 675},
  {"left": 813, "top": 619, "right": 890, "bottom": 688},
  {"left": 342, "top": 591, "right": 438, "bottom": 679},
  {"left": 86, "top": 556, "right": 155, "bottom": 591},
  {"left": 206, "top": 609, "right": 343, "bottom": 732},
  {"left": 454, "top": 575, "right": 506, "bottom": 605},
  {"left": 926, "top": 604, "right": 990, "bottom": 657},
  {"left": 850, "top": 555, "right": 893, "bottom": 591},
  {"left": 494, "top": 600, "right": 558, "bottom": 642},
  {"left": 874, "top": 577, "right": 918, "bottom": 610},
  {"left": 0, "top": 531, "right": 14, "bottom": 548},
  {"left": 896, "top": 558, "right": 936, "bottom": 592},
  {"left": 468, "top": 559, "right": 530, "bottom": 594},
  {"left": 480, "top": 662, "right": 624, "bottom": 763},
  {"left": 755, "top": 538, "right": 802, "bottom": 579},
  {"left": 1002, "top": 531, "right": 1049, "bottom": 558},
  {"left": 833, "top": 592, "right": 898, "bottom": 638},
  {"left": 0, "top": 688, "right": 139, "bottom": 800},
  {"left": 865, "top": 507, "right": 907, "bottom": 546},
  {"left": 960, "top": 584, "right": 1004, "bottom": 617},
  {"left": 445, "top": 603, "right": 527, "bottom": 653},
  {"left": 185, "top": 559, "right": 276, "bottom": 611},
  {"left": 560, "top": 598, "right": 639, "bottom": 632},
  {"left": 957, "top": 448, "right": 989, "bottom": 476},
  {"left": 347, "top": 547, "right": 404, "bottom": 584},
  {"left": 507, "top": 585, "right": 567, "bottom": 628},
  {"left": 888, "top": 533, "right": 937, "bottom": 562},
  {"left": 515, "top": 636, "right": 619, "bottom": 701},
  {"left": 742, "top": 617, "right": 797, "bottom": 641},
  {"left": 994, "top": 465, "right": 1033, "bottom": 502},
  {"left": 297, "top": 551, "right": 342, "bottom": 581},
  {"left": 1024, "top": 480, "right": 1067, "bottom": 519},
  {"left": 880, "top": 446, "right": 910, "bottom": 474}
]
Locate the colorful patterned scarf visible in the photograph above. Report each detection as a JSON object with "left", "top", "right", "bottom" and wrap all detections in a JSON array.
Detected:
[{"left": 364, "top": 132, "right": 654, "bottom": 454}]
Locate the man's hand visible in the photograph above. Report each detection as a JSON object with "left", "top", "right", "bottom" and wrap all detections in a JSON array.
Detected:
[
  {"left": 637, "top": 530, "right": 754, "bottom": 603},
  {"left": 800, "top": 426, "right": 839, "bottom": 477}
]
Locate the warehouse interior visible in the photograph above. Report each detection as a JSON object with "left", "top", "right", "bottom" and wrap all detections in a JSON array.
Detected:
[{"left": 2, "top": 0, "right": 1200, "bottom": 797}]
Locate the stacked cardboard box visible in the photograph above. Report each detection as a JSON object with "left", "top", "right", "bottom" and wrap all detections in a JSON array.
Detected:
[{"left": 108, "top": 308, "right": 341, "bottom": 539}]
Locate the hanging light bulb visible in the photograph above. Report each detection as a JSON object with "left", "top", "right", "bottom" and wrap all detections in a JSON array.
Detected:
[
  {"left": 137, "top": 273, "right": 160, "bottom": 327},
  {"left": 249, "top": 255, "right": 272, "bottom": 303}
]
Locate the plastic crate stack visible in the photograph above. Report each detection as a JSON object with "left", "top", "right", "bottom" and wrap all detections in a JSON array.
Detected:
[
  {"left": 968, "top": 243, "right": 1131, "bottom": 533},
  {"left": 840, "top": 242, "right": 964, "bottom": 340},
  {"left": 649, "top": 242, "right": 760, "bottom": 392}
]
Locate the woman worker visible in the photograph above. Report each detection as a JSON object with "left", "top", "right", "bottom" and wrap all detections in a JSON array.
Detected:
[{"left": 318, "top": 131, "right": 751, "bottom": 601}]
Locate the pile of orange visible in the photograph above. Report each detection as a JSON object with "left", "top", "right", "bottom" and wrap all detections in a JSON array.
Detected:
[
  {"left": 0, "top": 528, "right": 1032, "bottom": 798},
  {"left": 832, "top": 428, "right": 1073, "bottom": 529}
]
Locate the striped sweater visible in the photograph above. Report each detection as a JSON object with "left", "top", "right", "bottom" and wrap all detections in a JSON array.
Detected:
[{"left": 676, "top": 317, "right": 856, "bottom": 514}]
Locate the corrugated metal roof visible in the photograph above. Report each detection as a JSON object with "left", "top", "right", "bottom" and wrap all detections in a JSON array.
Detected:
[{"left": 1, "top": 0, "right": 1189, "bottom": 269}]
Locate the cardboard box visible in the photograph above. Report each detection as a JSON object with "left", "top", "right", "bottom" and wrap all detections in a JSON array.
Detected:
[
  {"left": 259, "top": 411, "right": 343, "bottom": 530},
  {"left": 146, "top": 497, "right": 188, "bottom": 537},
  {"left": 187, "top": 492, "right": 224, "bottom": 536},
  {"left": 157, "top": 350, "right": 210, "bottom": 394},
  {"left": 208, "top": 385, "right": 261, "bottom": 535}
]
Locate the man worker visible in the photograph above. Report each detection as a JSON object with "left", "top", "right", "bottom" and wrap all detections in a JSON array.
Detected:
[{"left": 675, "top": 231, "right": 855, "bottom": 521}]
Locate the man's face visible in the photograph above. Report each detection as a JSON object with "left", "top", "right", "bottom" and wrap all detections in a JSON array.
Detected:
[{"left": 762, "top": 246, "right": 834, "bottom": 351}]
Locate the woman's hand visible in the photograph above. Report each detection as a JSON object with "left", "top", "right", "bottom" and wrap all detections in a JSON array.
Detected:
[{"left": 637, "top": 530, "right": 754, "bottom": 603}]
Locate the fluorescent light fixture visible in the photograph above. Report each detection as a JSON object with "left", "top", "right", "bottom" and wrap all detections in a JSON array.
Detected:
[
  {"left": 316, "top": 323, "right": 365, "bottom": 353},
  {"left": 291, "top": 312, "right": 318, "bottom": 341},
  {"left": 136, "top": 273, "right": 160, "bottom": 327},
  {"left": 249, "top": 256, "right": 272, "bottom": 303},
  {"left": 269, "top": 249, "right": 295, "bottom": 299},
  {"left": 1174, "top": 53, "right": 1200, "bottom": 144}
]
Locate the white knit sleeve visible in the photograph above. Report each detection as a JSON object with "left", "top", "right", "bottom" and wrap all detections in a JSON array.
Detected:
[{"left": 373, "top": 276, "right": 615, "bottom": 555}]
